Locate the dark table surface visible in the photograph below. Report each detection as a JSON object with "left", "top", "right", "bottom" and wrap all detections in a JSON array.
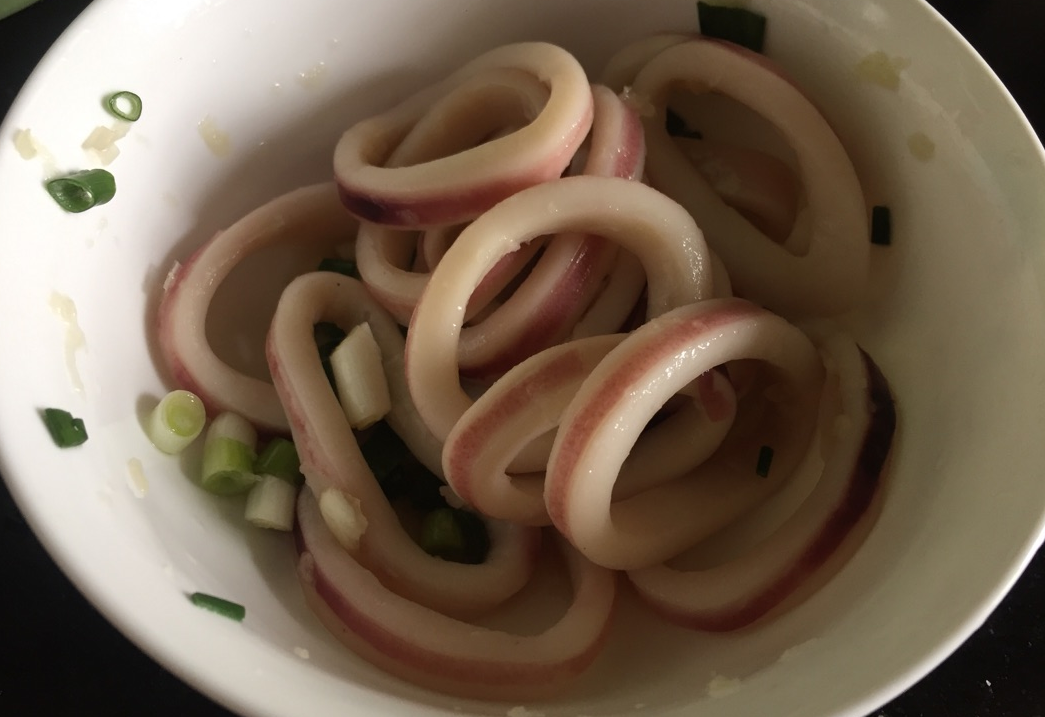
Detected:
[{"left": 1, "top": 1, "right": 1044, "bottom": 715}]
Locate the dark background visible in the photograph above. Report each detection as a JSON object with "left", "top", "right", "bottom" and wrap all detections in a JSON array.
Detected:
[{"left": 1, "top": 1, "right": 1043, "bottom": 715}]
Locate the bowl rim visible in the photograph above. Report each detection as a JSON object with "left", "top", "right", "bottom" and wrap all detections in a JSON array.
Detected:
[{"left": 2, "top": 0, "right": 1045, "bottom": 715}]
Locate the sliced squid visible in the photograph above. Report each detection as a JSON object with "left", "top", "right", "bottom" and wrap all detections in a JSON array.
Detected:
[
  {"left": 627, "top": 336, "right": 896, "bottom": 630},
  {"left": 443, "top": 335, "right": 737, "bottom": 526},
  {"left": 296, "top": 492, "right": 617, "bottom": 700},
  {"left": 630, "top": 38, "right": 869, "bottom": 316},
  {"left": 544, "top": 298, "right": 824, "bottom": 570},
  {"left": 157, "top": 183, "right": 356, "bottom": 433},
  {"left": 453, "top": 84, "right": 644, "bottom": 378},
  {"left": 405, "top": 175, "right": 715, "bottom": 473},
  {"left": 267, "top": 272, "right": 540, "bottom": 614},
  {"left": 443, "top": 336, "right": 622, "bottom": 526},
  {"left": 356, "top": 83, "right": 645, "bottom": 379},
  {"left": 357, "top": 221, "right": 542, "bottom": 326},
  {"left": 354, "top": 67, "right": 552, "bottom": 324},
  {"left": 334, "top": 42, "right": 594, "bottom": 227}
]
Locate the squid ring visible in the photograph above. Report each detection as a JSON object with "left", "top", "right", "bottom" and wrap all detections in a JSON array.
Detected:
[
  {"left": 334, "top": 42, "right": 594, "bottom": 227},
  {"left": 544, "top": 297, "right": 825, "bottom": 570},
  {"left": 631, "top": 39, "right": 869, "bottom": 316}
]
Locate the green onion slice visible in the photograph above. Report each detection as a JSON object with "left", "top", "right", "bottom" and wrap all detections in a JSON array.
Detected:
[
  {"left": 755, "top": 445, "right": 774, "bottom": 478},
  {"left": 188, "top": 592, "right": 245, "bottom": 621},
  {"left": 871, "top": 205, "right": 892, "bottom": 246},
  {"left": 201, "top": 437, "right": 258, "bottom": 494},
  {"left": 317, "top": 257, "right": 360, "bottom": 278},
  {"left": 105, "top": 90, "right": 142, "bottom": 121},
  {"left": 146, "top": 390, "right": 206, "bottom": 454},
  {"left": 418, "top": 508, "right": 490, "bottom": 564},
  {"left": 244, "top": 475, "right": 297, "bottom": 531},
  {"left": 254, "top": 437, "right": 303, "bottom": 485},
  {"left": 45, "top": 169, "right": 116, "bottom": 213},
  {"left": 419, "top": 508, "right": 465, "bottom": 558},
  {"left": 200, "top": 412, "right": 258, "bottom": 495},
  {"left": 41, "top": 407, "right": 88, "bottom": 448},
  {"left": 697, "top": 1, "right": 767, "bottom": 53}
]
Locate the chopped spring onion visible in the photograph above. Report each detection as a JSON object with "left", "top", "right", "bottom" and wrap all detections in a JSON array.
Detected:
[
  {"left": 254, "top": 437, "right": 303, "bottom": 485},
  {"left": 317, "top": 257, "right": 360, "bottom": 278},
  {"left": 146, "top": 389, "right": 206, "bottom": 454},
  {"left": 755, "top": 444, "right": 774, "bottom": 478},
  {"left": 200, "top": 412, "right": 258, "bottom": 495},
  {"left": 871, "top": 205, "right": 892, "bottom": 246},
  {"left": 189, "top": 592, "right": 246, "bottom": 621},
  {"left": 318, "top": 488, "right": 368, "bottom": 551},
  {"left": 697, "top": 1, "right": 767, "bottom": 53},
  {"left": 104, "top": 91, "right": 143, "bottom": 122},
  {"left": 45, "top": 169, "right": 116, "bottom": 213},
  {"left": 419, "top": 508, "right": 490, "bottom": 564},
  {"left": 329, "top": 322, "right": 392, "bottom": 430},
  {"left": 666, "top": 108, "right": 702, "bottom": 139},
  {"left": 41, "top": 407, "right": 88, "bottom": 448},
  {"left": 244, "top": 474, "right": 297, "bottom": 531}
]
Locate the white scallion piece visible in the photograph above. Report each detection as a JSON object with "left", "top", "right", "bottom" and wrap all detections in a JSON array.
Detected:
[
  {"left": 329, "top": 322, "right": 391, "bottom": 429},
  {"left": 318, "top": 488, "right": 368, "bottom": 551},
  {"left": 245, "top": 475, "right": 298, "bottom": 531},
  {"left": 146, "top": 389, "right": 207, "bottom": 454}
]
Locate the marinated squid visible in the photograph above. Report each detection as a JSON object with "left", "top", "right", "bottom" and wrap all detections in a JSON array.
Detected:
[{"left": 156, "top": 34, "right": 896, "bottom": 701}]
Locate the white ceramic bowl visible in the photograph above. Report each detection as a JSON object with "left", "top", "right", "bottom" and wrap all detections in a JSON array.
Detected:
[{"left": 2, "top": 0, "right": 1044, "bottom": 715}]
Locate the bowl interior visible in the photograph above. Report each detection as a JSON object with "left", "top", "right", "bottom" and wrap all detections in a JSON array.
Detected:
[{"left": 1, "top": 0, "right": 1044, "bottom": 715}]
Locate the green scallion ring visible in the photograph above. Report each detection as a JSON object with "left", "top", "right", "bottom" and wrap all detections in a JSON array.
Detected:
[
  {"left": 45, "top": 169, "right": 116, "bottom": 213},
  {"left": 105, "top": 90, "right": 143, "bottom": 122},
  {"left": 146, "top": 390, "right": 206, "bottom": 454},
  {"left": 253, "top": 437, "right": 303, "bottom": 485}
]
